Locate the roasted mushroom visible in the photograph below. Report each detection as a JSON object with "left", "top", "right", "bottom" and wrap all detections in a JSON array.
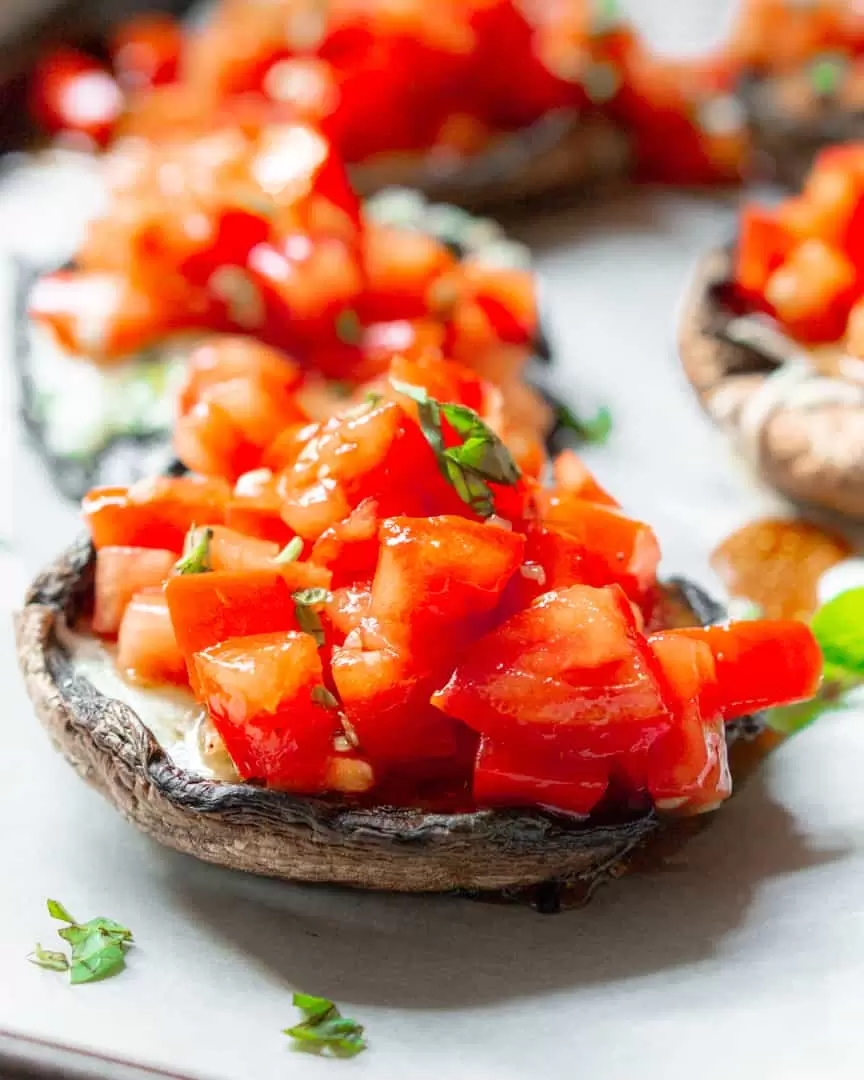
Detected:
[
  {"left": 679, "top": 246, "right": 864, "bottom": 519},
  {"left": 16, "top": 535, "right": 758, "bottom": 895}
]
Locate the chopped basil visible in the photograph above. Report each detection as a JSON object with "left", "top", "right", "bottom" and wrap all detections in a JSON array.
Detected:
[
  {"left": 29, "top": 945, "right": 69, "bottom": 972},
  {"left": 335, "top": 309, "right": 362, "bottom": 346},
  {"left": 766, "top": 587, "right": 864, "bottom": 735},
  {"left": 175, "top": 526, "right": 213, "bottom": 575},
  {"left": 30, "top": 900, "right": 133, "bottom": 985},
  {"left": 390, "top": 378, "right": 520, "bottom": 518},
  {"left": 284, "top": 993, "right": 367, "bottom": 1058},
  {"left": 555, "top": 403, "right": 612, "bottom": 446},
  {"left": 293, "top": 588, "right": 332, "bottom": 647},
  {"left": 275, "top": 536, "right": 304, "bottom": 564},
  {"left": 810, "top": 55, "right": 845, "bottom": 97},
  {"left": 311, "top": 685, "right": 341, "bottom": 710}
]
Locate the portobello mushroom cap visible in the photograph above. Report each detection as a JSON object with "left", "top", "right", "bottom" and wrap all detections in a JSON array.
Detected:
[
  {"left": 351, "top": 111, "right": 631, "bottom": 212},
  {"left": 738, "top": 68, "right": 864, "bottom": 189},
  {"left": 16, "top": 534, "right": 757, "bottom": 894},
  {"left": 679, "top": 246, "right": 864, "bottom": 520}
]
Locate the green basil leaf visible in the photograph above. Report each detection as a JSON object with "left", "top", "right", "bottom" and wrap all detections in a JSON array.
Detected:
[
  {"left": 46, "top": 899, "right": 75, "bottom": 923},
  {"left": 70, "top": 940, "right": 127, "bottom": 985},
  {"left": 293, "top": 588, "right": 332, "bottom": 648},
  {"left": 174, "top": 526, "right": 213, "bottom": 575},
  {"left": 811, "top": 588, "right": 864, "bottom": 678},
  {"left": 555, "top": 403, "right": 612, "bottom": 445},
  {"left": 311, "top": 685, "right": 340, "bottom": 710},
  {"left": 29, "top": 945, "right": 69, "bottom": 972},
  {"left": 274, "top": 537, "right": 304, "bottom": 564},
  {"left": 284, "top": 994, "right": 367, "bottom": 1058},
  {"left": 335, "top": 309, "right": 362, "bottom": 346}
]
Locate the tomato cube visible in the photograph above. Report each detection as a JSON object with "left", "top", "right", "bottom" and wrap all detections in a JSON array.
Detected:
[
  {"left": 359, "top": 224, "right": 457, "bottom": 323},
  {"left": 432, "top": 585, "right": 671, "bottom": 753},
  {"left": 165, "top": 570, "right": 300, "bottom": 691},
  {"left": 473, "top": 735, "right": 609, "bottom": 817},
  {"left": 645, "top": 632, "right": 730, "bottom": 814},
  {"left": 177, "top": 336, "right": 301, "bottom": 417},
  {"left": 117, "top": 588, "right": 187, "bottom": 686},
  {"left": 93, "top": 546, "right": 177, "bottom": 636},
  {"left": 310, "top": 498, "right": 381, "bottom": 586},
  {"left": 83, "top": 476, "right": 230, "bottom": 551},
  {"left": 676, "top": 621, "right": 823, "bottom": 719},
  {"left": 764, "top": 239, "right": 857, "bottom": 342},
  {"left": 535, "top": 497, "right": 660, "bottom": 602},
  {"left": 735, "top": 204, "right": 796, "bottom": 299},
  {"left": 552, "top": 450, "right": 619, "bottom": 508},
  {"left": 194, "top": 631, "right": 337, "bottom": 791},
  {"left": 369, "top": 515, "right": 525, "bottom": 646},
  {"left": 331, "top": 632, "right": 469, "bottom": 765}
]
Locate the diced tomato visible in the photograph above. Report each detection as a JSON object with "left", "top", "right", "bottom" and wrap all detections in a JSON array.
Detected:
[
  {"left": 369, "top": 515, "right": 525, "bottom": 647},
  {"left": 535, "top": 497, "right": 660, "bottom": 603},
  {"left": 226, "top": 471, "right": 295, "bottom": 544},
  {"left": 30, "top": 48, "right": 124, "bottom": 146},
  {"left": 245, "top": 234, "right": 364, "bottom": 348},
  {"left": 194, "top": 631, "right": 337, "bottom": 791},
  {"left": 458, "top": 262, "right": 538, "bottom": 346},
  {"left": 117, "top": 587, "right": 187, "bottom": 686},
  {"left": 262, "top": 421, "right": 319, "bottom": 472},
  {"left": 735, "top": 204, "right": 797, "bottom": 300},
  {"left": 277, "top": 400, "right": 451, "bottom": 539},
  {"left": 331, "top": 631, "right": 470, "bottom": 766},
  {"left": 28, "top": 270, "right": 199, "bottom": 362},
  {"left": 310, "top": 498, "right": 381, "bottom": 586},
  {"left": 385, "top": 350, "right": 488, "bottom": 417},
  {"left": 846, "top": 296, "right": 864, "bottom": 359},
  {"left": 324, "top": 582, "right": 372, "bottom": 645},
  {"left": 165, "top": 569, "right": 299, "bottom": 689},
  {"left": 432, "top": 585, "right": 671, "bottom": 754},
  {"left": 356, "top": 319, "right": 446, "bottom": 382},
  {"left": 112, "top": 13, "right": 182, "bottom": 91},
  {"left": 473, "top": 735, "right": 609, "bottom": 817},
  {"left": 93, "top": 546, "right": 177, "bottom": 635},
  {"left": 502, "top": 525, "right": 591, "bottom": 613},
  {"left": 174, "top": 398, "right": 259, "bottom": 481},
  {"left": 551, "top": 450, "right": 619, "bottom": 508},
  {"left": 177, "top": 336, "right": 302, "bottom": 416},
  {"left": 645, "top": 632, "right": 730, "bottom": 814},
  {"left": 261, "top": 56, "right": 341, "bottom": 133},
  {"left": 83, "top": 476, "right": 230, "bottom": 551},
  {"left": 764, "top": 239, "right": 857, "bottom": 342},
  {"left": 206, "top": 525, "right": 279, "bottom": 570},
  {"left": 675, "top": 621, "right": 823, "bottom": 720},
  {"left": 359, "top": 224, "right": 457, "bottom": 323}
]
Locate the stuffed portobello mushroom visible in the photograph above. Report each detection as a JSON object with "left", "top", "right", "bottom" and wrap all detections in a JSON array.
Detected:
[
  {"left": 15, "top": 361, "right": 822, "bottom": 893},
  {"left": 679, "top": 142, "right": 864, "bottom": 519}
]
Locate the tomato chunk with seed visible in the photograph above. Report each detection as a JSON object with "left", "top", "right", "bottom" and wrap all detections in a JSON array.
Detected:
[
  {"left": 93, "top": 546, "right": 177, "bottom": 635},
  {"left": 473, "top": 735, "right": 609, "bottom": 817},
  {"left": 676, "top": 621, "right": 823, "bottom": 719},
  {"left": 331, "top": 633, "right": 468, "bottom": 766},
  {"left": 432, "top": 585, "right": 670, "bottom": 753},
  {"left": 535, "top": 497, "right": 660, "bottom": 603},
  {"left": 645, "top": 632, "right": 730, "bottom": 815},
  {"left": 83, "top": 477, "right": 230, "bottom": 551},
  {"left": 117, "top": 588, "right": 187, "bottom": 686},
  {"left": 194, "top": 631, "right": 337, "bottom": 791}
]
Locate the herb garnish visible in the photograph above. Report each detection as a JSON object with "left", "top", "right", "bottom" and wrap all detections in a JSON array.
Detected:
[
  {"left": 335, "top": 309, "right": 362, "bottom": 346},
  {"left": 284, "top": 993, "right": 367, "bottom": 1058},
  {"left": 391, "top": 378, "right": 520, "bottom": 518},
  {"left": 275, "top": 536, "right": 304, "bottom": 564},
  {"left": 175, "top": 526, "right": 213, "bottom": 575},
  {"left": 29, "top": 899, "right": 133, "bottom": 984},
  {"left": 555, "top": 403, "right": 613, "bottom": 446},
  {"left": 311, "top": 685, "right": 340, "bottom": 710},
  {"left": 293, "top": 587, "right": 332, "bottom": 647},
  {"left": 767, "top": 587, "right": 864, "bottom": 734}
]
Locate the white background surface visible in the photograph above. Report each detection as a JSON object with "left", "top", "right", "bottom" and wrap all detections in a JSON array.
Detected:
[{"left": 3, "top": 3, "right": 864, "bottom": 1078}]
